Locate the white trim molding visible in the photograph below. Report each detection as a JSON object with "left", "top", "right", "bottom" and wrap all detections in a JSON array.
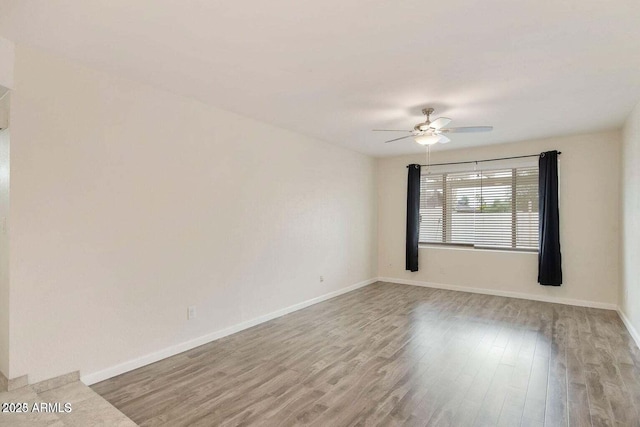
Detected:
[
  {"left": 81, "top": 277, "right": 377, "bottom": 385},
  {"left": 617, "top": 308, "right": 640, "bottom": 350},
  {"left": 378, "top": 277, "right": 618, "bottom": 310}
]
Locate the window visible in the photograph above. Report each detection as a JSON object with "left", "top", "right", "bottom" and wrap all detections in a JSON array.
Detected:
[{"left": 419, "top": 165, "right": 538, "bottom": 251}]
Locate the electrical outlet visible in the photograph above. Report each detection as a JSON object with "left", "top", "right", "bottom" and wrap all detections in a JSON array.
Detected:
[
  {"left": 320, "top": 276, "right": 324, "bottom": 283},
  {"left": 187, "top": 306, "right": 196, "bottom": 320}
]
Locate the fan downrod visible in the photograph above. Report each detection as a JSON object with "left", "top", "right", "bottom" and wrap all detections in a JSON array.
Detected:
[{"left": 415, "top": 108, "right": 435, "bottom": 131}]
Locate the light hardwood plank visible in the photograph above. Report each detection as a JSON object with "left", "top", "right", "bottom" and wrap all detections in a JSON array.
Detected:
[{"left": 91, "top": 282, "right": 640, "bottom": 426}]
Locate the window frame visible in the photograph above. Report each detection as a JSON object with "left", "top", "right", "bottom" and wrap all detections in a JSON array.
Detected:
[{"left": 418, "top": 165, "right": 539, "bottom": 253}]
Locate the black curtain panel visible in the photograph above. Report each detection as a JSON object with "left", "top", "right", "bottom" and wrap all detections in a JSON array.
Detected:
[
  {"left": 406, "top": 164, "right": 421, "bottom": 272},
  {"left": 538, "top": 151, "right": 562, "bottom": 286}
]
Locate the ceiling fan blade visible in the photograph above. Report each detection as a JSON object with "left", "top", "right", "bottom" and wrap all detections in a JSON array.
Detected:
[
  {"left": 429, "top": 117, "right": 452, "bottom": 130},
  {"left": 372, "top": 129, "right": 412, "bottom": 132},
  {"left": 441, "top": 126, "right": 493, "bottom": 133},
  {"left": 384, "top": 135, "right": 414, "bottom": 143},
  {"left": 438, "top": 135, "right": 451, "bottom": 144}
]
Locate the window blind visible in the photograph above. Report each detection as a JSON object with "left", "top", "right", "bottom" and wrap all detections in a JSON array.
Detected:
[{"left": 419, "top": 165, "right": 538, "bottom": 250}]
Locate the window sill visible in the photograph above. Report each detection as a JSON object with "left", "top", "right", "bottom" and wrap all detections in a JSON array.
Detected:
[{"left": 418, "top": 243, "right": 538, "bottom": 255}]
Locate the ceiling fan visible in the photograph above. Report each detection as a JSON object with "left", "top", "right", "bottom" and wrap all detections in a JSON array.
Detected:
[{"left": 374, "top": 108, "right": 493, "bottom": 145}]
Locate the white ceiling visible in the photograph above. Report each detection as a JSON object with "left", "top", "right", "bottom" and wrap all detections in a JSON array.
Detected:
[{"left": 1, "top": 0, "right": 639, "bottom": 157}]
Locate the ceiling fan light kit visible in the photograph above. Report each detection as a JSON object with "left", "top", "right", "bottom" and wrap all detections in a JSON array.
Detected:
[
  {"left": 374, "top": 107, "right": 493, "bottom": 146},
  {"left": 415, "top": 134, "right": 441, "bottom": 145}
]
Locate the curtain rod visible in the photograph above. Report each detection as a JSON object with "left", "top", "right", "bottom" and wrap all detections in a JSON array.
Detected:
[{"left": 407, "top": 152, "right": 562, "bottom": 168}]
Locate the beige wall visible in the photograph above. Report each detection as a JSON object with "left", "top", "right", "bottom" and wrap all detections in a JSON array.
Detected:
[
  {"left": 0, "top": 127, "right": 9, "bottom": 377},
  {"left": 621, "top": 101, "right": 640, "bottom": 339},
  {"left": 378, "top": 131, "right": 621, "bottom": 307},
  {"left": 7, "top": 45, "right": 377, "bottom": 383},
  {"left": 0, "top": 36, "right": 14, "bottom": 89}
]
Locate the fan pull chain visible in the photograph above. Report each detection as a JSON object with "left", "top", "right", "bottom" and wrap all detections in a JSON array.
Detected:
[{"left": 425, "top": 145, "right": 431, "bottom": 174}]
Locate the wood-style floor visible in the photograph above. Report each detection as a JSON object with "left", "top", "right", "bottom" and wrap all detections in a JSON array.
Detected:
[{"left": 92, "top": 282, "right": 640, "bottom": 426}]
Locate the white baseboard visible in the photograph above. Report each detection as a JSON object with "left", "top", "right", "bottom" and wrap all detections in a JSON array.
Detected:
[
  {"left": 81, "top": 278, "right": 377, "bottom": 385},
  {"left": 617, "top": 308, "right": 640, "bottom": 350},
  {"left": 378, "top": 277, "right": 618, "bottom": 311},
  {"left": 0, "top": 372, "right": 28, "bottom": 392}
]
